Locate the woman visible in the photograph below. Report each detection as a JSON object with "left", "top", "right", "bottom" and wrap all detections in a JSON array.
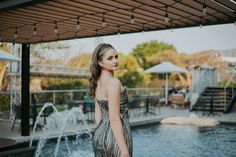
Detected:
[{"left": 89, "top": 43, "right": 133, "bottom": 157}]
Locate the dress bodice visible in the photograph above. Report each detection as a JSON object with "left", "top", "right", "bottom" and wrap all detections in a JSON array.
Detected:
[{"left": 97, "top": 87, "right": 129, "bottom": 119}]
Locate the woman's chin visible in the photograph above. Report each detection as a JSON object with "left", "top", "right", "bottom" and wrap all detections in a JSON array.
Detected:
[{"left": 113, "top": 67, "right": 119, "bottom": 71}]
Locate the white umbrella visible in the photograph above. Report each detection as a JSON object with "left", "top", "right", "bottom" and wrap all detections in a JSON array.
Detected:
[
  {"left": 145, "top": 61, "right": 187, "bottom": 104},
  {"left": 0, "top": 49, "right": 21, "bottom": 62}
]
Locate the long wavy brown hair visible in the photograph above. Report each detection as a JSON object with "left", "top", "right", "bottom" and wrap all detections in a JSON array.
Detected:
[{"left": 88, "top": 43, "right": 115, "bottom": 98}]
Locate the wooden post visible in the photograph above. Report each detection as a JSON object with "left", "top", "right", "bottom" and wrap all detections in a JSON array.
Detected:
[{"left": 21, "top": 43, "right": 30, "bottom": 136}]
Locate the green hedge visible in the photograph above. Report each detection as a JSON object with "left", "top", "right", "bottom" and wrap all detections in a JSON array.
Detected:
[
  {"left": 219, "top": 81, "right": 236, "bottom": 87},
  {"left": 0, "top": 94, "right": 10, "bottom": 112}
]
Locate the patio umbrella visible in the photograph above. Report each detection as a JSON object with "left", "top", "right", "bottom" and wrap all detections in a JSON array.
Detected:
[
  {"left": 145, "top": 61, "right": 187, "bottom": 105},
  {"left": 0, "top": 49, "right": 21, "bottom": 62}
]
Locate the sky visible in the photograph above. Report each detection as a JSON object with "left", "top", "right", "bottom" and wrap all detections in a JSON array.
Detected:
[{"left": 43, "top": 23, "right": 236, "bottom": 60}]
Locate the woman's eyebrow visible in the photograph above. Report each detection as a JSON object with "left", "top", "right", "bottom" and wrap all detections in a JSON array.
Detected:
[{"left": 106, "top": 54, "right": 116, "bottom": 58}]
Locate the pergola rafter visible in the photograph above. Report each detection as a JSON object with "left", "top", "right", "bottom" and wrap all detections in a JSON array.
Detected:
[{"left": 0, "top": 0, "right": 235, "bottom": 44}]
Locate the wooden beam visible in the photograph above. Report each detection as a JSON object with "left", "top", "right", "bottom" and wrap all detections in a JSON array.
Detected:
[{"left": 0, "top": 0, "right": 49, "bottom": 12}]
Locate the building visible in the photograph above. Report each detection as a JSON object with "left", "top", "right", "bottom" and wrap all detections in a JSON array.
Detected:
[{"left": 219, "top": 49, "right": 236, "bottom": 63}]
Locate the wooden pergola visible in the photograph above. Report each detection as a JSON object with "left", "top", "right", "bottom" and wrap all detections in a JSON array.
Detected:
[
  {"left": 0, "top": 0, "right": 235, "bottom": 136},
  {"left": 0, "top": 0, "right": 235, "bottom": 43}
]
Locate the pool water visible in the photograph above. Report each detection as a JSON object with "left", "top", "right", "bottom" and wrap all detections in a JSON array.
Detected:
[
  {"left": 39, "top": 124, "right": 236, "bottom": 157},
  {"left": 132, "top": 124, "right": 236, "bottom": 157}
]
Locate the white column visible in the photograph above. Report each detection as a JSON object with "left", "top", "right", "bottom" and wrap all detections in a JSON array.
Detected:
[{"left": 165, "top": 73, "right": 168, "bottom": 105}]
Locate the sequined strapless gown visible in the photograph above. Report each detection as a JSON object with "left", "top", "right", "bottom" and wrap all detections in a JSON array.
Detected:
[{"left": 92, "top": 88, "right": 133, "bottom": 157}]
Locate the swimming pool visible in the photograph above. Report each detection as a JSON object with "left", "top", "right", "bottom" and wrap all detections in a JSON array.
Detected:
[{"left": 39, "top": 124, "right": 236, "bottom": 157}]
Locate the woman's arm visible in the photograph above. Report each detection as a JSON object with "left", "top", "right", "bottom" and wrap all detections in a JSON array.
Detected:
[
  {"left": 107, "top": 78, "right": 130, "bottom": 157},
  {"left": 95, "top": 100, "right": 101, "bottom": 125}
]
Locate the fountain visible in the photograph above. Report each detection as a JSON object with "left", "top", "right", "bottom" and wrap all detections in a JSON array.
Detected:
[
  {"left": 0, "top": 112, "right": 9, "bottom": 119},
  {"left": 29, "top": 103, "right": 93, "bottom": 157},
  {"left": 30, "top": 102, "right": 58, "bottom": 146},
  {"left": 160, "top": 113, "right": 219, "bottom": 127}
]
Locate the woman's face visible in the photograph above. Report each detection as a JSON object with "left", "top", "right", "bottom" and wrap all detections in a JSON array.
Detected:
[{"left": 99, "top": 48, "right": 119, "bottom": 71}]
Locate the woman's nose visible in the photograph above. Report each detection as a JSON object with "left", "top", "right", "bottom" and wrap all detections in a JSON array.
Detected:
[{"left": 114, "top": 58, "right": 119, "bottom": 63}]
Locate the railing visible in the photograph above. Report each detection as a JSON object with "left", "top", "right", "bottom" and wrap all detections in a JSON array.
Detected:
[
  {"left": 33, "top": 87, "right": 163, "bottom": 121},
  {"left": 224, "top": 73, "right": 236, "bottom": 112},
  {"left": 0, "top": 88, "right": 163, "bottom": 106},
  {"left": 32, "top": 89, "right": 87, "bottom": 105},
  {"left": 30, "top": 87, "right": 162, "bottom": 104},
  {"left": 190, "top": 69, "right": 208, "bottom": 110},
  {"left": 0, "top": 87, "right": 164, "bottom": 122}
]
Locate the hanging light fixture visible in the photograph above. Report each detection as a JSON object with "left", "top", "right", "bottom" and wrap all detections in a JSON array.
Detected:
[
  {"left": 14, "top": 27, "right": 18, "bottom": 38},
  {"left": 130, "top": 9, "right": 135, "bottom": 24},
  {"left": 234, "top": 13, "right": 236, "bottom": 26},
  {"left": 75, "top": 31, "right": 79, "bottom": 38},
  {"left": 203, "top": 0, "right": 207, "bottom": 14},
  {"left": 142, "top": 24, "right": 145, "bottom": 34},
  {"left": 54, "top": 21, "right": 58, "bottom": 33},
  {"left": 164, "top": 6, "right": 169, "bottom": 23},
  {"left": 76, "top": 16, "right": 80, "bottom": 30},
  {"left": 170, "top": 20, "right": 174, "bottom": 32},
  {"left": 102, "top": 13, "right": 106, "bottom": 27},
  {"left": 199, "top": 17, "right": 203, "bottom": 28},
  {"left": 33, "top": 23, "right": 37, "bottom": 35},
  {"left": 117, "top": 25, "right": 120, "bottom": 35}
]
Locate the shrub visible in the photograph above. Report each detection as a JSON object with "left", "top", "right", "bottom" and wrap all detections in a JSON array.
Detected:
[{"left": 0, "top": 94, "right": 10, "bottom": 112}]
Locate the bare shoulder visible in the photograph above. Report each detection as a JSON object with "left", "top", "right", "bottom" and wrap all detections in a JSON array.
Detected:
[{"left": 107, "top": 78, "right": 121, "bottom": 92}]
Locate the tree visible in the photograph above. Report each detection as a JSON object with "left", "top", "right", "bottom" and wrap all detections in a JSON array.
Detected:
[
  {"left": 119, "top": 71, "right": 144, "bottom": 88},
  {"left": 131, "top": 40, "right": 176, "bottom": 69},
  {"left": 41, "top": 78, "right": 86, "bottom": 90},
  {"left": 0, "top": 43, "right": 11, "bottom": 91},
  {"left": 66, "top": 53, "right": 91, "bottom": 68},
  {"left": 116, "top": 53, "right": 150, "bottom": 87}
]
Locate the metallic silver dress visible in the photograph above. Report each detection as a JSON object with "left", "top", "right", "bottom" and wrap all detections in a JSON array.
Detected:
[{"left": 92, "top": 88, "right": 133, "bottom": 157}]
